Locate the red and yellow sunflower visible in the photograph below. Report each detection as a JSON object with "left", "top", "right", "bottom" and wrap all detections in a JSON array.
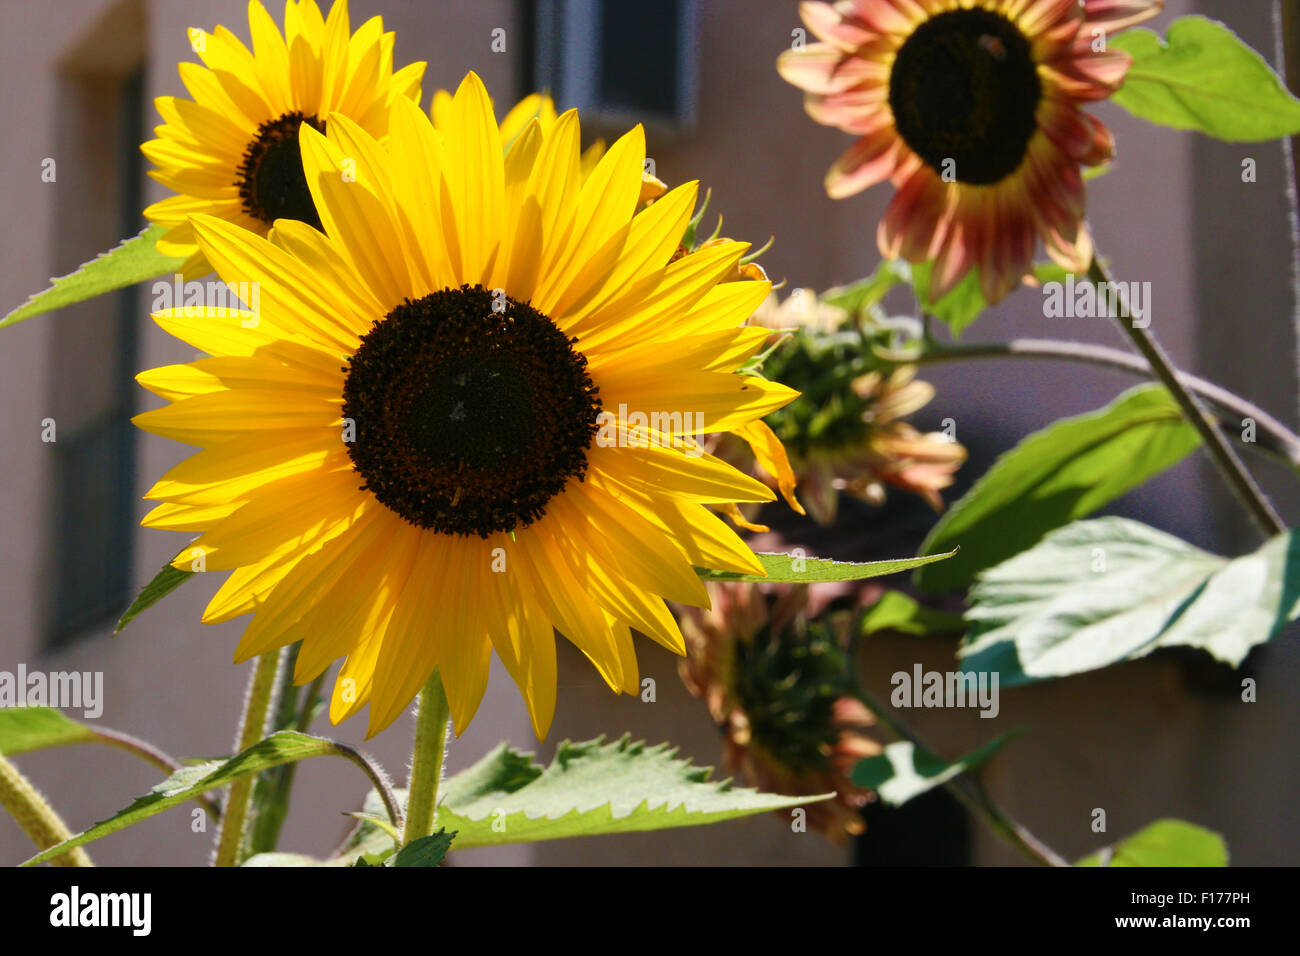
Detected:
[{"left": 778, "top": 0, "right": 1163, "bottom": 304}]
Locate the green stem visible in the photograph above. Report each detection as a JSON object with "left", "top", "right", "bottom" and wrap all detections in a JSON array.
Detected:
[
  {"left": 212, "top": 649, "right": 283, "bottom": 867},
  {"left": 858, "top": 690, "right": 1069, "bottom": 867},
  {"left": 402, "top": 671, "right": 450, "bottom": 846},
  {"left": 1088, "top": 256, "right": 1285, "bottom": 536},
  {"left": 0, "top": 754, "right": 93, "bottom": 867},
  {"left": 87, "top": 725, "right": 221, "bottom": 822},
  {"left": 907, "top": 336, "right": 1300, "bottom": 468}
]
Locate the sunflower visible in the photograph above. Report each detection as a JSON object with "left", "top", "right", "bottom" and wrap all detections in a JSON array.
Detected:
[
  {"left": 432, "top": 89, "right": 670, "bottom": 207},
  {"left": 777, "top": 0, "right": 1163, "bottom": 304},
  {"left": 679, "top": 582, "right": 880, "bottom": 843},
  {"left": 133, "top": 73, "right": 798, "bottom": 740},
  {"left": 142, "top": 0, "right": 425, "bottom": 276},
  {"left": 715, "top": 288, "right": 965, "bottom": 525}
]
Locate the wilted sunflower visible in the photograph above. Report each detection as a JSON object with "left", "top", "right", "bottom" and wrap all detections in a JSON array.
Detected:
[
  {"left": 718, "top": 288, "right": 965, "bottom": 525},
  {"left": 679, "top": 582, "right": 880, "bottom": 843},
  {"left": 142, "top": 0, "right": 424, "bottom": 275},
  {"left": 133, "top": 73, "right": 797, "bottom": 740},
  {"left": 778, "top": 0, "right": 1163, "bottom": 303}
]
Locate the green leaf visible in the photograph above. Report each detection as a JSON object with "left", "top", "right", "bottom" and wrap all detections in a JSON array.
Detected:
[
  {"left": 0, "top": 707, "right": 98, "bottom": 756},
  {"left": 114, "top": 562, "right": 194, "bottom": 636},
  {"left": 697, "top": 549, "right": 956, "bottom": 584},
  {"left": 435, "top": 735, "right": 831, "bottom": 849},
  {"left": 860, "top": 591, "right": 965, "bottom": 638},
  {"left": 1, "top": 225, "right": 184, "bottom": 330},
  {"left": 1110, "top": 16, "right": 1300, "bottom": 141},
  {"left": 910, "top": 261, "right": 987, "bottom": 337},
  {"left": 961, "top": 517, "right": 1300, "bottom": 685},
  {"left": 851, "top": 736, "right": 1011, "bottom": 806},
  {"left": 392, "top": 829, "right": 456, "bottom": 867},
  {"left": 822, "top": 260, "right": 910, "bottom": 317},
  {"left": 1076, "top": 819, "right": 1228, "bottom": 867},
  {"left": 21, "top": 731, "right": 371, "bottom": 866},
  {"left": 916, "top": 384, "right": 1200, "bottom": 593}
]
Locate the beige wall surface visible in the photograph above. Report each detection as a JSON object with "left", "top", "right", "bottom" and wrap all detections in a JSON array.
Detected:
[{"left": 0, "top": 0, "right": 1296, "bottom": 868}]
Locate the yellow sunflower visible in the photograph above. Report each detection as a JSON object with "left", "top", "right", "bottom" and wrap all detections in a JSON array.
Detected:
[
  {"left": 133, "top": 73, "right": 798, "bottom": 741},
  {"left": 432, "top": 89, "right": 670, "bottom": 206},
  {"left": 777, "top": 0, "right": 1163, "bottom": 304},
  {"left": 142, "top": 0, "right": 425, "bottom": 276}
]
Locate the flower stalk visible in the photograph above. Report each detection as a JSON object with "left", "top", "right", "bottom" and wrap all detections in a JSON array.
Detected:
[
  {"left": 0, "top": 754, "right": 92, "bottom": 867},
  {"left": 402, "top": 671, "right": 451, "bottom": 846},
  {"left": 906, "top": 336, "right": 1300, "bottom": 468},
  {"left": 212, "top": 648, "right": 284, "bottom": 867},
  {"left": 1088, "top": 255, "right": 1286, "bottom": 536}
]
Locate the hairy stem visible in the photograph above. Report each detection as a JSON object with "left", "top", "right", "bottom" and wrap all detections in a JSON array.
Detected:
[
  {"left": 212, "top": 649, "right": 283, "bottom": 867},
  {"left": 402, "top": 671, "right": 450, "bottom": 846},
  {"left": 0, "top": 754, "right": 93, "bottom": 867}
]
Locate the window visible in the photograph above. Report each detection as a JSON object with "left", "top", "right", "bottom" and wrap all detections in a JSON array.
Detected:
[
  {"left": 45, "top": 4, "right": 145, "bottom": 645},
  {"left": 532, "top": 0, "right": 698, "bottom": 132}
]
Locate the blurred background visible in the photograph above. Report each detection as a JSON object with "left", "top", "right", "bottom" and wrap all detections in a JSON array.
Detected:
[{"left": 1, "top": 0, "right": 1297, "bottom": 866}]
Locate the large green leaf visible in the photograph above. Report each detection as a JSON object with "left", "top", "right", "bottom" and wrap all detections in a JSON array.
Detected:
[
  {"left": 1110, "top": 16, "right": 1300, "bottom": 141},
  {"left": 698, "top": 549, "right": 955, "bottom": 584},
  {"left": 961, "top": 517, "right": 1300, "bottom": 685},
  {"left": 21, "top": 731, "right": 383, "bottom": 866},
  {"left": 254, "top": 736, "right": 832, "bottom": 865},
  {"left": 1076, "top": 819, "right": 1228, "bottom": 867},
  {"left": 851, "top": 737, "right": 1011, "bottom": 806},
  {"left": 114, "top": 562, "right": 195, "bottom": 636},
  {"left": 437, "top": 736, "right": 828, "bottom": 848},
  {"left": 0, "top": 707, "right": 98, "bottom": 755},
  {"left": 916, "top": 385, "right": 1200, "bottom": 594},
  {"left": 860, "top": 591, "right": 965, "bottom": 638},
  {"left": 1, "top": 225, "right": 183, "bottom": 329}
]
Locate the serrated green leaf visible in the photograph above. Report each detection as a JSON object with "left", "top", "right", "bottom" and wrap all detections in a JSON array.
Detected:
[
  {"left": 851, "top": 736, "right": 1011, "bottom": 806},
  {"left": 961, "top": 517, "right": 1300, "bottom": 685},
  {"left": 114, "top": 562, "right": 194, "bottom": 636},
  {"left": 0, "top": 707, "right": 99, "bottom": 756},
  {"left": 434, "top": 735, "right": 831, "bottom": 848},
  {"left": 916, "top": 385, "right": 1200, "bottom": 593},
  {"left": 21, "top": 731, "right": 371, "bottom": 866},
  {"left": 1, "top": 225, "right": 183, "bottom": 329},
  {"left": 1110, "top": 16, "right": 1300, "bottom": 141},
  {"left": 392, "top": 829, "right": 456, "bottom": 867},
  {"left": 697, "top": 549, "right": 956, "bottom": 584},
  {"left": 1076, "top": 819, "right": 1228, "bottom": 867},
  {"left": 860, "top": 591, "right": 965, "bottom": 638}
]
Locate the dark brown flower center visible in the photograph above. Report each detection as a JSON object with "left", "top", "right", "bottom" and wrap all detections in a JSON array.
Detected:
[
  {"left": 888, "top": 8, "right": 1042, "bottom": 186},
  {"left": 236, "top": 111, "right": 325, "bottom": 228},
  {"left": 730, "top": 617, "right": 854, "bottom": 773},
  {"left": 341, "top": 285, "right": 602, "bottom": 537}
]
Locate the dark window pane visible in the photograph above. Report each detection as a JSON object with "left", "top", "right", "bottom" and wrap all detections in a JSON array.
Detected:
[
  {"left": 47, "top": 415, "right": 135, "bottom": 645},
  {"left": 597, "top": 0, "right": 680, "bottom": 116}
]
